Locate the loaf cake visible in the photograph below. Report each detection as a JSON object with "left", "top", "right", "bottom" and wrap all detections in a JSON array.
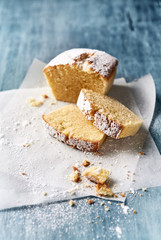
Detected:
[
  {"left": 43, "top": 48, "right": 118, "bottom": 103},
  {"left": 42, "top": 105, "right": 105, "bottom": 152},
  {"left": 77, "top": 89, "right": 143, "bottom": 139}
]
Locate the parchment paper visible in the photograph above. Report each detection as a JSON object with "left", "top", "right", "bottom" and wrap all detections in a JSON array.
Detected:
[{"left": 0, "top": 59, "right": 160, "bottom": 210}]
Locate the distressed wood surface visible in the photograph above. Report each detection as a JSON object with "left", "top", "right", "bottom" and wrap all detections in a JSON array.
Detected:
[{"left": 0, "top": 0, "right": 161, "bottom": 239}]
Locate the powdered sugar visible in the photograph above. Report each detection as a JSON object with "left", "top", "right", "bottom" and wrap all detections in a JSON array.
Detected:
[
  {"left": 94, "top": 112, "right": 122, "bottom": 139},
  {"left": 93, "top": 167, "right": 102, "bottom": 175},
  {"left": 45, "top": 48, "right": 118, "bottom": 77},
  {"left": 44, "top": 121, "right": 99, "bottom": 152},
  {"left": 121, "top": 203, "right": 129, "bottom": 215},
  {"left": 77, "top": 90, "right": 94, "bottom": 121},
  {"left": 116, "top": 226, "right": 122, "bottom": 238}
]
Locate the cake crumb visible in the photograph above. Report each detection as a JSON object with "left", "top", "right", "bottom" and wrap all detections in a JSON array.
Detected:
[
  {"left": 142, "top": 188, "right": 147, "bottom": 192},
  {"left": 72, "top": 166, "right": 79, "bottom": 172},
  {"left": 43, "top": 192, "right": 47, "bottom": 196},
  {"left": 42, "top": 94, "right": 49, "bottom": 99},
  {"left": 88, "top": 199, "right": 94, "bottom": 205},
  {"left": 82, "top": 159, "right": 90, "bottom": 167},
  {"left": 133, "top": 210, "right": 137, "bottom": 214},
  {"left": 28, "top": 98, "right": 44, "bottom": 107},
  {"left": 70, "top": 171, "right": 81, "bottom": 183},
  {"left": 21, "top": 172, "right": 26, "bottom": 175},
  {"left": 120, "top": 192, "right": 125, "bottom": 197},
  {"left": 96, "top": 183, "right": 114, "bottom": 197},
  {"left": 100, "top": 201, "right": 105, "bottom": 206},
  {"left": 114, "top": 194, "right": 118, "bottom": 198},
  {"left": 97, "top": 215, "right": 100, "bottom": 218},
  {"left": 87, "top": 185, "right": 92, "bottom": 188},
  {"left": 69, "top": 189, "right": 75, "bottom": 195},
  {"left": 84, "top": 166, "right": 109, "bottom": 184},
  {"left": 23, "top": 144, "right": 30, "bottom": 148},
  {"left": 69, "top": 200, "right": 75, "bottom": 206},
  {"left": 139, "top": 151, "right": 145, "bottom": 155},
  {"left": 50, "top": 102, "right": 55, "bottom": 105},
  {"left": 104, "top": 206, "right": 109, "bottom": 212}
]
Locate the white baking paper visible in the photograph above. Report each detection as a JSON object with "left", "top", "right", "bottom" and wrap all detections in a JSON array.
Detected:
[
  {"left": 20, "top": 59, "right": 46, "bottom": 89},
  {"left": 0, "top": 59, "right": 160, "bottom": 210},
  {"left": 0, "top": 90, "right": 17, "bottom": 111},
  {"left": 128, "top": 75, "right": 161, "bottom": 189}
]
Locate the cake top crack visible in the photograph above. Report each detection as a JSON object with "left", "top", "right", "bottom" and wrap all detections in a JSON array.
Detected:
[{"left": 45, "top": 48, "right": 118, "bottom": 77}]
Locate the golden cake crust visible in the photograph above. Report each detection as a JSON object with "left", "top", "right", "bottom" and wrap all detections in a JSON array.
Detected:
[{"left": 43, "top": 48, "right": 118, "bottom": 103}]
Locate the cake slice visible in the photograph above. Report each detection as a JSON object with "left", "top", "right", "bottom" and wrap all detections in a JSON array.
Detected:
[
  {"left": 42, "top": 105, "right": 105, "bottom": 152},
  {"left": 77, "top": 89, "right": 143, "bottom": 139},
  {"left": 43, "top": 48, "right": 118, "bottom": 103}
]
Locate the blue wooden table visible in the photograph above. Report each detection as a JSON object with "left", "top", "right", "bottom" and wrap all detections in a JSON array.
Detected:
[{"left": 0, "top": 0, "right": 161, "bottom": 239}]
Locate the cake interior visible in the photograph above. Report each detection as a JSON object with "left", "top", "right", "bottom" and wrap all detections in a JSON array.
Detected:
[
  {"left": 42, "top": 105, "right": 105, "bottom": 143},
  {"left": 43, "top": 64, "right": 116, "bottom": 103}
]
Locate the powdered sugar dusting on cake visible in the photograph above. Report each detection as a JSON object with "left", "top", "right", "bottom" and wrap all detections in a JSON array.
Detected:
[
  {"left": 45, "top": 48, "right": 118, "bottom": 77},
  {"left": 44, "top": 122, "right": 66, "bottom": 143},
  {"left": 77, "top": 90, "right": 94, "bottom": 121},
  {"left": 94, "top": 112, "right": 122, "bottom": 139},
  {"left": 93, "top": 167, "right": 102, "bottom": 175}
]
